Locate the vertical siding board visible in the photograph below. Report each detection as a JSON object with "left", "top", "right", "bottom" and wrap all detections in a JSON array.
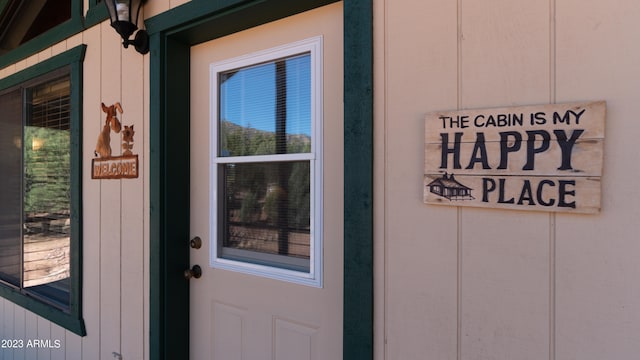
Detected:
[
  {"left": 119, "top": 44, "right": 145, "bottom": 360},
  {"left": 1, "top": 299, "right": 8, "bottom": 343},
  {"left": 24, "top": 311, "right": 38, "bottom": 360},
  {"left": 37, "top": 317, "right": 52, "bottom": 359},
  {"left": 66, "top": 34, "right": 84, "bottom": 50},
  {"left": 38, "top": 48, "right": 52, "bottom": 63},
  {"left": 24, "top": 54, "right": 39, "bottom": 69},
  {"left": 555, "top": 1, "right": 640, "bottom": 359},
  {"left": 170, "top": 0, "right": 191, "bottom": 9},
  {"left": 144, "top": 0, "right": 171, "bottom": 19},
  {"left": 460, "top": 1, "right": 551, "bottom": 107},
  {"left": 0, "top": 65, "right": 8, "bottom": 79},
  {"left": 0, "top": 300, "right": 4, "bottom": 360},
  {"left": 99, "top": 21, "right": 123, "bottom": 360},
  {"left": 2, "top": 299, "right": 12, "bottom": 360},
  {"left": 383, "top": 0, "right": 459, "bottom": 359},
  {"left": 14, "top": 60, "right": 26, "bottom": 72},
  {"left": 82, "top": 25, "right": 103, "bottom": 360},
  {"left": 64, "top": 330, "right": 82, "bottom": 360},
  {"left": 460, "top": 211, "right": 551, "bottom": 360},
  {"left": 12, "top": 307, "right": 25, "bottom": 360},
  {"left": 49, "top": 324, "right": 66, "bottom": 360},
  {"left": 1, "top": 300, "right": 4, "bottom": 339},
  {"left": 51, "top": 41, "right": 68, "bottom": 57},
  {"left": 459, "top": 1, "right": 551, "bottom": 359}
]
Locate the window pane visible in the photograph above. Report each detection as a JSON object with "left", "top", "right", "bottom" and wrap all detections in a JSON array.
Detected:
[
  {"left": 23, "top": 77, "right": 71, "bottom": 308},
  {"left": 219, "top": 54, "right": 311, "bottom": 157},
  {"left": 0, "top": 89, "right": 23, "bottom": 286},
  {"left": 219, "top": 161, "right": 311, "bottom": 271}
]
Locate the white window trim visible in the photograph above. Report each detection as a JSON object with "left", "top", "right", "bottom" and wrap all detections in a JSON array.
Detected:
[{"left": 209, "top": 36, "right": 324, "bottom": 287}]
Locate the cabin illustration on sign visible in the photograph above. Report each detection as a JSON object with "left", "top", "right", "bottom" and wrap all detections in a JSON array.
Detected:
[{"left": 427, "top": 173, "right": 475, "bottom": 200}]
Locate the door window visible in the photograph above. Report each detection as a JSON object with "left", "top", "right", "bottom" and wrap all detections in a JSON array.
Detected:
[{"left": 210, "top": 37, "right": 323, "bottom": 286}]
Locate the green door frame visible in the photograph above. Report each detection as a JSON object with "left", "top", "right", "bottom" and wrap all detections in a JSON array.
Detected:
[{"left": 147, "top": 1, "right": 372, "bottom": 358}]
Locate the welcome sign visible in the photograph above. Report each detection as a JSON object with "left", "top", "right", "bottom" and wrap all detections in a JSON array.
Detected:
[{"left": 424, "top": 101, "right": 605, "bottom": 214}]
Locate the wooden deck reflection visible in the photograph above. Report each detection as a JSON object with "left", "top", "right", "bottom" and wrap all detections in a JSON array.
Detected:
[{"left": 23, "top": 233, "right": 70, "bottom": 287}]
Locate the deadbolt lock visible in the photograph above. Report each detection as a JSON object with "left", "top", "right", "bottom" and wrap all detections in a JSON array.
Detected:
[{"left": 190, "top": 236, "right": 202, "bottom": 249}]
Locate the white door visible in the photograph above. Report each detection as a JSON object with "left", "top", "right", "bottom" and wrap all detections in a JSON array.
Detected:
[{"left": 189, "top": 3, "right": 344, "bottom": 359}]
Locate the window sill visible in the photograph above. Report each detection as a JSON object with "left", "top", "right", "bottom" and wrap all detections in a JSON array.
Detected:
[{"left": 212, "top": 257, "right": 322, "bottom": 288}]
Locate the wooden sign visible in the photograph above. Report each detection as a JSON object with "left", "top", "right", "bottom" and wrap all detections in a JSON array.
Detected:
[
  {"left": 92, "top": 155, "right": 138, "bottom": 179},
  {"left": 92, "top": 102, "right": 139, "bottom": 180},
  {"left": 424, "top": 101, "right": 605, "bottom": 214}
]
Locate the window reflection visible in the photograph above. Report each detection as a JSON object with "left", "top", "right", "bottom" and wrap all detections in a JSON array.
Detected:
[
  {"left": 23, "top": 77, "right": 72, "bottom": 309},
  {"left": 219, "top": 54, "right": 311, "bottom": 157}
]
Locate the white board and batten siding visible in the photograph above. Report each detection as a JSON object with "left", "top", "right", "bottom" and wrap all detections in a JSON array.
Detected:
[
  {"left": 0, "top": 0, "right": 187, "bottom": 359},
  {"left": 2, "top": 0, "right": 640, "bottom": 359},
  {"left": 377, "top": 1, "right": 640, "bottom": 360}
]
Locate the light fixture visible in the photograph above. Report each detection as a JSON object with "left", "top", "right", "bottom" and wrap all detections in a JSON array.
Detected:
[{"left": 105, "top": 0, "right": 149, "bottom": 54}]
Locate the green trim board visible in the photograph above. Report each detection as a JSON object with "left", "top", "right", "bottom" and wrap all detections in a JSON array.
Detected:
[
  {"left": 145, "top": 0, "right": 254, "bottom": 34},
  {"left": 0, "top": 45, "right": 86, "bottom": 88},
  {"left": 148, "top": 0, "right": 373, "bottom": 359},
  {"left": 0, "top": 44, "right": 87, "bottom": 336},
  {"left": 149, "top": 33, "right": 191, "bottom": 360},
  {"left": 146, "top": 0, "right": 339, "bottom": 45},
  {"left": 343, "top": 0, "right": 374, "bottom": 358},
  {"left": 85, "top": 0, "right": 109, "bottom": 29}
]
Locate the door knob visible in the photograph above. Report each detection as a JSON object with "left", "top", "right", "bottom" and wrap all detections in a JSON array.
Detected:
[{"left": 184, "top": 265, "right": 202, "bottom": 280}]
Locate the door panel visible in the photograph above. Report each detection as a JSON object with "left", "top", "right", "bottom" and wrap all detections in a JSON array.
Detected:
[{"left": 189, "top": 3, "right": 343, "bottom": 359}]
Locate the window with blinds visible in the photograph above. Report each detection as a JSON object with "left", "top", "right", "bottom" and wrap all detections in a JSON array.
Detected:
[
  {"left": 0, "top": 74, "right": 72, "bottom": 310},
  {"left": 24, "top": 76, "right": 71, "bottom": 308},
  {"left": 210, "top": 37, "right": 323, "bottom": 286}
]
